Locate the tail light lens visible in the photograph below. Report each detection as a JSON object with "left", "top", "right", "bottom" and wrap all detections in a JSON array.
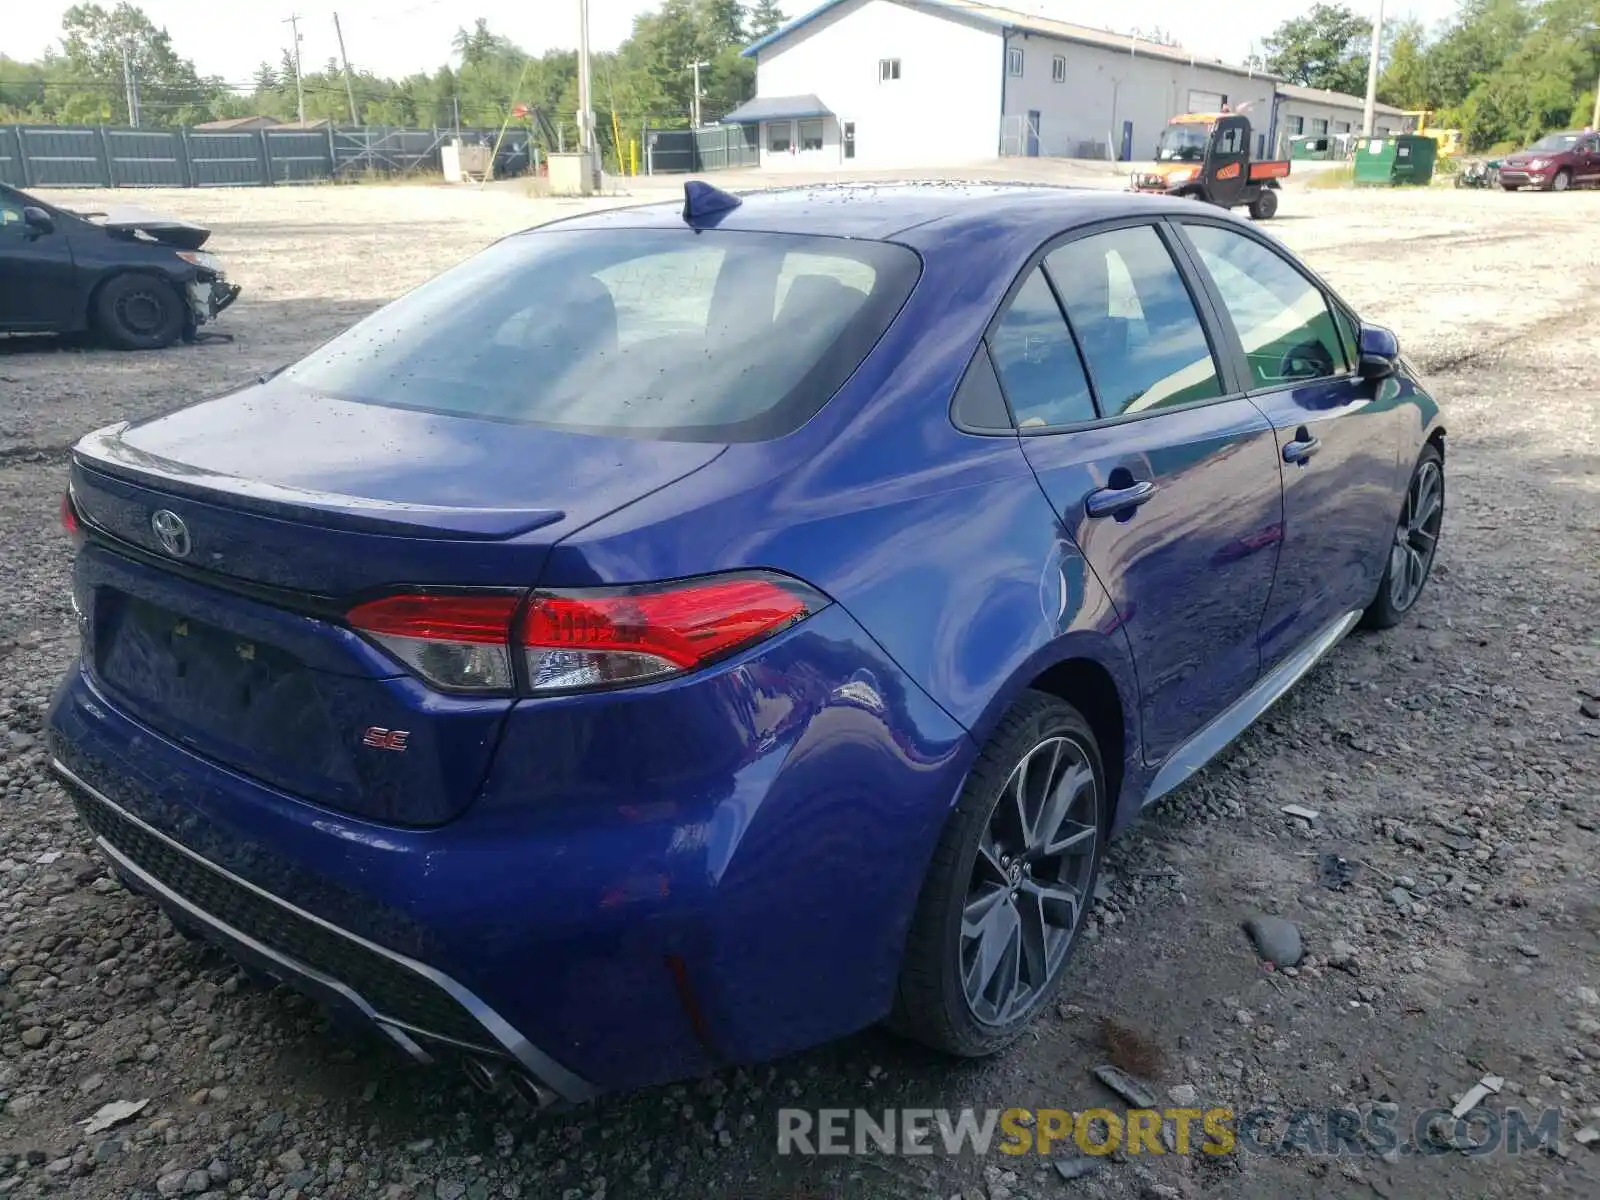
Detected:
[
  {"left": 520, "top": 575, "right": 819, "bottom": 692},
  {"left": 346, "top": 593, "right": 521, "bottom": 692},
  {"left": 346, "top": 573, "right": 823, "bottom": 695},
  {"left": 60, "top": 490, "right": 85, "bottom": 547}
]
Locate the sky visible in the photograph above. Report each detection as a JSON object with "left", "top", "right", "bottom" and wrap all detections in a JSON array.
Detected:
[{"left": 8, "top": 0, "right": 1463, "bottom": 91}]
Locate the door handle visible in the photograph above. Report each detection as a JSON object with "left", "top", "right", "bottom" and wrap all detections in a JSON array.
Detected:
[
  {"left": 1085, "top": 480, "right": 1158, "bottom": 518},
  {"left": 1282, "top": 432, "right": 1321, "bottom": 464}
]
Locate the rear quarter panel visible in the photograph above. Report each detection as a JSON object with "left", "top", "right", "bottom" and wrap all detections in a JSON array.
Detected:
[{"left": 541, "top": 211, "right": 1146, "bottom": 812}]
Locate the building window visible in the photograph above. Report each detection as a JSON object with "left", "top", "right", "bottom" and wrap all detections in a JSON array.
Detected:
[
  {"left": 1376, "top": 125, "right": 1391, "bottom": 136},
  {"left": 799, "top": 119, "right": 824, "bottom": 151},
  {"left": 1311, "top": 118, "right": 1329, "bottom": 135},
  {"left": 1007, "top": 46, "right": 1024, "bottom": 76},
  {"left": 768, "top": 121, "right": 792, "bottom": 153},
  {"left": 1287, "top": 115, "right": 1305, "bottom": 135},
  {"left": 879, "top": 58, "right": 900, "bottom": 82},
  {"left": 1334, "top": 120, "right": 1351, "bottom": 134},
  {"left": 1051, "top": 55, "right": 1065, "bottom": 83}
]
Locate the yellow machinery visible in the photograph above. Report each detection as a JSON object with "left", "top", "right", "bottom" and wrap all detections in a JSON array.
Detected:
[{"left": 1404, "top": 110, "right": 1464, "bottom": 158}]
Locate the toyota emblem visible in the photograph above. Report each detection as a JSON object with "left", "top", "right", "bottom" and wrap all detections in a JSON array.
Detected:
[{"left": 150, "top": 509, "right": 192, "bottom": 558}]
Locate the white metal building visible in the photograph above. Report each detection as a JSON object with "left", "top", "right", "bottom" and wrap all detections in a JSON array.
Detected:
[
  {"left": 726, "top": 0, "right": 1278, "bottom": 168},
  {"left": 1275, "top": 83, "right": 1413, "bottom": 151}
]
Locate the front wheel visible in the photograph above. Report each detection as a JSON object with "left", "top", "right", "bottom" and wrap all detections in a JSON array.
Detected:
[
  {"left": 95, "top": 273, "right": 185, "bottom": 350},
  {"left": 890, "top": 692, "right": 1105, "bottom": 1057},
  {"left": 1551, "top": 168, "right": 1571, "bottom": 193},
  {"left": 1249, "top": 188, "right": 1279, "bottom": 220},
  {"left": 1362, "top": 444, "right": 1444, "bottom": 630}
]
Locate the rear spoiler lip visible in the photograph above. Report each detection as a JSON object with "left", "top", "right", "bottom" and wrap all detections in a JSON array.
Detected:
[{"left": 71, "top": 428, "right": 566, "bottom": 541}]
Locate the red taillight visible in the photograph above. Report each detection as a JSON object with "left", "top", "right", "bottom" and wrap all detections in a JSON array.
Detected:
[
  {"left": 520, "top": 576, "right": 817, "bottom": 692},
  {"left": 345, "top": 574, "right": 821, "bottom": 695},
  {"left": 346, "top": 592, "right": 521, "bottom": 693},
  {"left": 60, "top": 491, "right": 84, "bottom": 546}
]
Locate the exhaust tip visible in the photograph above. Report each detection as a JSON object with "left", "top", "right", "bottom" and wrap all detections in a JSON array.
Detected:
[
  {"left": 507, "top": 1070, "right": 558, "bottom": 1109},
  {"left": 462, "top": 1056, "right": 504, "bottom": 1095}
]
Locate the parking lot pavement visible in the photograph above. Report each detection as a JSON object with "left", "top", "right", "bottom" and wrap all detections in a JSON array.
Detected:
[{"left": 0, "top": 180, "right": 1597, "bottom": 1200}]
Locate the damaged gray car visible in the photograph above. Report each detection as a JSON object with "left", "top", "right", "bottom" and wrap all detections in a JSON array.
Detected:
[{"left": 0, "top": 182, "right": 239, "bottom": 350}]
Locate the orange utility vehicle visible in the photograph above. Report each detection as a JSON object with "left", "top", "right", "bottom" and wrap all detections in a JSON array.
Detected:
[{"left": 1129, "top": 110, "right": 1291, "bottom": 219}]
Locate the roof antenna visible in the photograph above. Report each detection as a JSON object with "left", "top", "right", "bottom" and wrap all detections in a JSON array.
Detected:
[{"left": 683, "top": 179, "right": 742, "bottom": 226}]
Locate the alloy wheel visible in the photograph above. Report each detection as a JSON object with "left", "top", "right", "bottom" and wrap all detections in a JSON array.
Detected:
[
  {"left": 961, "top": 735, "right": 1098, "bottom": 1026},
  {"left": 1389, "top": 458, "right": 1442, "bottom": 612}
]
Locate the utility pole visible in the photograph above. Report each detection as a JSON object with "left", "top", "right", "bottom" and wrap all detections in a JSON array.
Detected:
[
  {"left": 120, "top": 42, "right": 141, "bottom": 127},
  {"left": 576, "top": 0, "right": 595, "bottom": 167},
  {"left": 684, "top": 60, "right": 710, "bottom": 129},
  {"left": 1361, "top": 0, "right": 1384, "bottom": 137},
  {"left": 284, "top": 13, "right": 307, "bottom": 125},
  {"left": 333, "top": 12, "right": 360, "bottom": 126}
]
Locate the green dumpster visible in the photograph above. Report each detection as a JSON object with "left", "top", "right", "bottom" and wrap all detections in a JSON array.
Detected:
[
  {"left": 1353, "top": 133, "right": 1437, "bottom": 185},
  {"left": 1290, "top": 135, "right": 1333, "bottom": 161}
]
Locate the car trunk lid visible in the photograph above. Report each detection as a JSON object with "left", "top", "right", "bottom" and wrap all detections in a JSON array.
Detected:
[{"left": 68, "top": 379, "right": 725, "bottom": 826}]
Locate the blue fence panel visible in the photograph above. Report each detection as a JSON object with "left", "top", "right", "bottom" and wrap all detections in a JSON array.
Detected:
[
  {"left": 18, "top": 127, "right": 106, "bottom": 187},
  {"left": 187, "top": 131, "right": 268, "bottom": 187},
  {"left": 265, "top": 129, "right": 334, "bottom": 183},
  {"left": 103, "top": 128, "right": 186, "bottom": 186},
  {"left": 0, "top": 127, "right": 22, "bottom": 186}
]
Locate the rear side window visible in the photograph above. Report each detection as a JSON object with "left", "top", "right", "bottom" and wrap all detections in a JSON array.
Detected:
[
  {"left": 1045, "top": 226, "right": 1222, "bottom": 415},
  {"left": 1185, "top": 224, "right": 1347, "bottom": 386},
  {"left": 282, "top": 228, "right": 921, "bottom": 442},
  {"left": 986, "top": 267, "right": 1096, "bottom": 428}
]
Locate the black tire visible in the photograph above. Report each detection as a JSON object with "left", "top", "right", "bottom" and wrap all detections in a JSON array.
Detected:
[
  {"left": 1551, "top": 168, "right": 1571, "bottom": 193},
  {"left": 94, "top": 273, "right": 185, "bottom": 350},
  {"left": 1362, "top": 443, "right": 1444, "bottom": 631},
  {"left": 890, "top": 691, "right": 1105, "bottom": 1057},
  {"left": 1249, "top": 188, "right": 1279, "bottom": 220}
]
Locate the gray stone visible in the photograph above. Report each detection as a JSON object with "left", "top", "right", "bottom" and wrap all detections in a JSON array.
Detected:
[
  {"left": 157, "top": 1170, "right": 191, "bottom": 1198},
  {"left": 1052, "top": 1155, "right": 1102, "bottom": 1180},
  {"left": 435, "top": 1180, "right": 466, "bottom": 1200},
  {"left": 275, "top": 1150, "right": 305, "bottom": 1174},
  {"left": 1243, "top": 916, "right": 1303, "bottom": 967}
]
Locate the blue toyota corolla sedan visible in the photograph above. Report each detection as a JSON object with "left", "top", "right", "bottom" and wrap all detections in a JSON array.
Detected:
[{"left": 48, "top": 182, "right": 1444, "bottom": 1105}]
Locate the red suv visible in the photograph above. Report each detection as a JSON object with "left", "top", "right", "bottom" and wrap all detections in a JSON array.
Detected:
[{"left": 1498, "top": 130, "right": 1600, "bottom": 192}]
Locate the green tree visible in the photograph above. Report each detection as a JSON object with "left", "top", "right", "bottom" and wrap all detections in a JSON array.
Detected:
[
  {"left": 1262, "top": 3, "right": 1373, "bottom": 95},
  {"left": 1379, "top": 18, "right": 1432, "bottom": 110},
  {"left": 60, "top": 2, "right": 225, "bottom": 124},
  {"left": 746, "top": 0, "right": 787, "bottom": 39}
]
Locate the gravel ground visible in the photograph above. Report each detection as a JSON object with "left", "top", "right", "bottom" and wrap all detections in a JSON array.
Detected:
[{"left": 1, "top": 173, "right": 1597, "bottom": 1200}]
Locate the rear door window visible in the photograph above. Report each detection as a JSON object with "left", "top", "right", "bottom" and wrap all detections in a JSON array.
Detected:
[
  {"left": 283, "top": 228, "right": 921, "bottom": 442},
  {"left": 986, "top": 267, "right": 1097, "bottom": 428},
  {"left": 1183, "top": 223, "right": 1347, "bottom": 386},
  {"left": 1044, "top": 226, "right": 1223, "bottom": 415}
]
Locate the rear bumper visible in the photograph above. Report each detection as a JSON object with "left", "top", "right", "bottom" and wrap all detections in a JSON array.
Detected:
[
  {"left": 48, "top": 602, "right": 971, "bottom": 1095},
  {"left": 56, "top": 760, "right": 581, "bottom": 1102}
]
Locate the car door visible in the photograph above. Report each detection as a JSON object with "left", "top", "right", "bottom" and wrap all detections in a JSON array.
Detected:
[
  {"left": 1171, "top": 218, "right": 1403, "bottom": 672},
  {"left": 0, "top": 189, "right": 77, "bottom": 331},
  {"left": 1203, "top": 116, "right": 1251, "bottom": 207},
  {"left": 995, "top": 221, "right": 1285, "bottom": 764},
  {"left": 1578, "top": 135, "right": 1600, "bottom": 186}
]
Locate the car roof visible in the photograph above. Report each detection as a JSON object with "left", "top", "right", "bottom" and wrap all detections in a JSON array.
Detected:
[{"left": 531, "top": 182, "right": 1197, "bottom": 242}]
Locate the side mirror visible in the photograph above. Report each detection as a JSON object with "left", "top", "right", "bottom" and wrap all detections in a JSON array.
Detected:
[
  {"left": 22, "top": 206, "right": 54, "bottom": 235},
  {"left": 1357, "top": 323, "right": 1400, "bottom": 380}
]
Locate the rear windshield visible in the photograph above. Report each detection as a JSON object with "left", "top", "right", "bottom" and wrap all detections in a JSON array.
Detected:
[{"left": 282, "top": 227, "right": 921, "bottom": 442}]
